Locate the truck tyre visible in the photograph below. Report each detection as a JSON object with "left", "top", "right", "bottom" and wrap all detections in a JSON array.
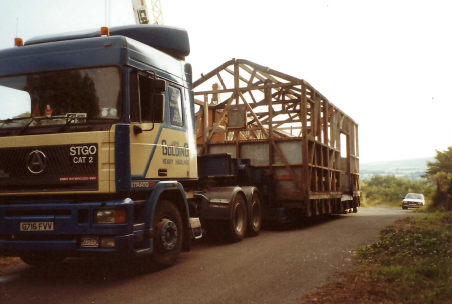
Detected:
[
  {"left": 353, "top": 200, "right": 358, "bottom": 213},
  {"left": 20, "top": 254, "right": 65, "bottom": 268},
  {"left": 228, "top": 194, "right": 247, "bottom": 242},
  {"left": 152, "top": 200, "right": 183, "bottom": 267},
  {"left": 247, "top": 193, "right": 262, "bottom": 237}
]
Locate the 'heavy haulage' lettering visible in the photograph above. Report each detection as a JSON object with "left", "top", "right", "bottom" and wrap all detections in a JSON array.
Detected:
[{"left": 162, "top": 140, "right": 189, "bottom": 157}]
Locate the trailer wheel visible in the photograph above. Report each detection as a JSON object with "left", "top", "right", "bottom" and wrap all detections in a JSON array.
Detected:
[
  {"left": 228, "top": 194, "right": 247, "bottom": 242},
  {"left": 20, "top": 254, "right": 65, "bottom": 268},
  {"left": 248, "top": 193, "right": 262, "bottom": 237},
  {"left": 353, "top": 199, "right": 358, "bottom": 213},
  {"left": 152, "top": 200, "right": 183, "bottom": 267}
]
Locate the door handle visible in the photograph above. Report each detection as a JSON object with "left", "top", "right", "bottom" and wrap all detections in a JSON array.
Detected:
[{"left": 158, "top": 169, "right": 167, "bottom": 177}]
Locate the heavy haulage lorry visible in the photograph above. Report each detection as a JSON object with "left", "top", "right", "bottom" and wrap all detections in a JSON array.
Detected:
[{"left": 0, "top": 25, "right": 360, "bottom": 267}]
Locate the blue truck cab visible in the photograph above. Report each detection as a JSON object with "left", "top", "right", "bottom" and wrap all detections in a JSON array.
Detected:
[{"left": 0, "top": 25, "right": 201, "bottom": 267}]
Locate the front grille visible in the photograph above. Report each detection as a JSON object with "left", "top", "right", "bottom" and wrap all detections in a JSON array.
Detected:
[{"left": 0, "top": 144, "right": 98, "bottom": 192}]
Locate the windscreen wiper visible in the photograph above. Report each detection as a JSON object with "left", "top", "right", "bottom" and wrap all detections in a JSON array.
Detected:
[
  {"left": 18, "top": 117, "right": 43, "bottom": 135},
  {"left": 0, "top": 116, "right": 120, "bottom": 134},
  {"left": 17, "top": 116, "right": 70, "bottom": 135},
  {"left": 58, "top": 117, "right": 119, "bottom": 132},
  {"left": 0, "top": 116, "right": 34, "bottom": 128},
  {"left": 0, "top": 116, "right": 34, "bottom": 124}
]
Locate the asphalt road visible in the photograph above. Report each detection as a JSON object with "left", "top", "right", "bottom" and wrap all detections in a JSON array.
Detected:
[{"left": 0, "top": 207, "right": 418, "bottom": 304}]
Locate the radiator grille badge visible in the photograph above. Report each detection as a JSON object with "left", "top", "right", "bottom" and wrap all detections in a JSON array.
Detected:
[{"left": 27, "top": 150, "right": 47, "bottom": 174}]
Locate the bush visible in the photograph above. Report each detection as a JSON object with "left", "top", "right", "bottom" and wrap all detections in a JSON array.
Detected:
[{"left": 361, "top": 175, "right": 433, "bottom": 207}]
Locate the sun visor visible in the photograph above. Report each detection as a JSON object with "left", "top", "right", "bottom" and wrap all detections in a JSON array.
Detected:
[{"left": 25, "top": 25, "right": 190, "bottom": 60}]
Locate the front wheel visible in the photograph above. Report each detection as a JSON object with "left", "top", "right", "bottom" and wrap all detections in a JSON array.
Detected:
[{"left": 152, "top": 200, "right": 183, "bottom": 267}]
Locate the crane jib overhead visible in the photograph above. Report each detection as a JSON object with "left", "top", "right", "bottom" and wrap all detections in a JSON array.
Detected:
[{"left": 131, "top": 0, "right": 164, "bottom": 25}]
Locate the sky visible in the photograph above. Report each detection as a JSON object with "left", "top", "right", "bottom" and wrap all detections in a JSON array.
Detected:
[{"left": 0, "top": 0, "right": 451, "bottom": 163}]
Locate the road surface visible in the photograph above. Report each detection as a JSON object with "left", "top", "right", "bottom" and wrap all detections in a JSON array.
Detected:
[{"left": 0, "top": 207, "right": 417, "bottom": 304}]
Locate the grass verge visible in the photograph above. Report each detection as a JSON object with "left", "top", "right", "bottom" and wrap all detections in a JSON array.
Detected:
[{"left": 300, "top": 212, "right": 452, "bottom": 304}]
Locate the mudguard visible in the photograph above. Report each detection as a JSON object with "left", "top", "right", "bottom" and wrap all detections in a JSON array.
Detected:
[
  {"left": 142, "top": 181, "right": 191, "bottom": 252},
  {"left": 196, "top": 186, "right": 246, "bottom": 221}
]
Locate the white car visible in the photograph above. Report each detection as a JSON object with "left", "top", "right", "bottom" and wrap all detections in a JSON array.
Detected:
[{"left": 402, "top": 193, "right": 425, "bottom": 209}]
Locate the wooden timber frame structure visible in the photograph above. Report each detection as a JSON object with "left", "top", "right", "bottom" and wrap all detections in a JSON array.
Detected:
[{"left": 193, "top": 59, "right": 360, "bottom": 216}]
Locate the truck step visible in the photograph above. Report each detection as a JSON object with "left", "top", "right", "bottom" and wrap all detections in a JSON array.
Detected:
[{"left": 189, "top": 217, "right": 202, "bottom": 240}]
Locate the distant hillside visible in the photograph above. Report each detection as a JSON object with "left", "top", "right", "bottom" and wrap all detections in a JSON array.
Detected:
[{"left": 360, "top": 157, "right": 435, "bottom": 181}]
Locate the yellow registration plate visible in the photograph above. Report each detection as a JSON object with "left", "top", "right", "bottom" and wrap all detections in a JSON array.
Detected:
[{"left": 20, "top": 222, "right": 54, "bottom": 231}]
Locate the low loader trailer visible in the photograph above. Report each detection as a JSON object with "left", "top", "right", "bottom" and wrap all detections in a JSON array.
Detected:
[{"left": 0, "top": 25, "right": 360, "bottom": 267}]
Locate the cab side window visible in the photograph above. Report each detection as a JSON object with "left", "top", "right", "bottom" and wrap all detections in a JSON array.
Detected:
[
  {"left": 130, "top": 72, "right": 164, "bottom": 123},
  {"left": 168, "top": 86, "right": 183, "bottom": 127}
]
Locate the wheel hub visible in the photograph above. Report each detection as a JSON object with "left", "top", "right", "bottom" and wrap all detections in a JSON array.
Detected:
[
  {"left": 251, "top": 201, "right": 261, "bottom": 228},
  {"left": 234, "top": 203, "right": 245, "bottom": 233},
  {"left": 157, "top": 218, "right": 178, "bottom": 251}
]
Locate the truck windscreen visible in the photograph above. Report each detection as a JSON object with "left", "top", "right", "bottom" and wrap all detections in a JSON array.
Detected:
[{"left": 0, "top": 67, "right": 122, "bottom": 129}]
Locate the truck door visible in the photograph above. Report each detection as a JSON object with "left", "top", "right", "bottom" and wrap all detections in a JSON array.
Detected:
[{"left": 129, "top": 71, "right": 191, "bottom": 180}]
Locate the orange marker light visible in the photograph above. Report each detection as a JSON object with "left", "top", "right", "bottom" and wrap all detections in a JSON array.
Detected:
[
  {"left": 101, "top": 27, "right": 110, "bottom": 36},
  {"left": 14, "top": 38, "right": 23, "bottom": 47},
  {"left": 114, "top": 210, "right": 127, "bottom": 224}
]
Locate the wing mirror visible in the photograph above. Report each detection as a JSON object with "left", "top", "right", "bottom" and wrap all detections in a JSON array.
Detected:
[{"left": 152, "top": 79, "right": 166, "bottom": 92}]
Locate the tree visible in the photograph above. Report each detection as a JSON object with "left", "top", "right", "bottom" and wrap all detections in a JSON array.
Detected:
[
  {"left": 423, "top": 147, "right": 452, "bottom": 210},
  {"left": 424, "top": 147, "right": 452, "bottom": 177},
  {"left": 362, "top": 175, "right": 433, "bottom": 206}
]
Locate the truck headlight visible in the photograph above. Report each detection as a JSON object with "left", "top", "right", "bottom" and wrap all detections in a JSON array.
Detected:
[{"left": 94, "top": 209, "right": 127, "bottom": 224}]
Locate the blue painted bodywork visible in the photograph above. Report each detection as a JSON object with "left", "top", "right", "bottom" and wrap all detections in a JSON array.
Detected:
[
  {"left": 0, "top": 30, "right": 193, "bottom": 258},
  {"left": 0, "top": 198, "right": 136, "bottom": 256},
  {"left": 25, "top": 25, "right": 190, "bottom": 60},
  {"left": 115, "top": 124, "right": 132, "bottom": 192}
]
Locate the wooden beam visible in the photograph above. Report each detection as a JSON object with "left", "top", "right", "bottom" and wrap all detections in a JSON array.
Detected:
[
  {"left": 239, "top": 63, "right": 301, "bottom": 99},
  {"left": 238, "top": 59, "right": 303, "bottom": 84},
  {"left": 217, "top": 73, "right": 227, "bottom": 90},
  {"left": 194, "top": 82, "right": 301, "bottom": 96},
  {"left": 195, "top": 106, "right": 203, "bottom": 139},
  {"left": 203, "top": 94, "right": 209, "bottom": 152},
  {"left": 234, "top": 63, "right": 240, "bottom": 156},
  {"left": 193, "top": 59, "right": 358, "bottom": 125},
  {"left": 239, "top": 92, "right": 269, "bottom": 137},
  {"left": 266, "top": 82, "right": 273, "bottom": 177},
  {"left": 301, "top": 84, "right": 310, "bottom": 193},
  {"left": 192, "top": 59, "right": 235, "bottom": 88},
  {"left": 207, "top": 93, "right": 236, "bottom": 141},
  {"left": 247, "top": 68, "right": 257, "bottom": 87},
  {"left": 248, "top": 90, "right": 258, "bottom": 104}
]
